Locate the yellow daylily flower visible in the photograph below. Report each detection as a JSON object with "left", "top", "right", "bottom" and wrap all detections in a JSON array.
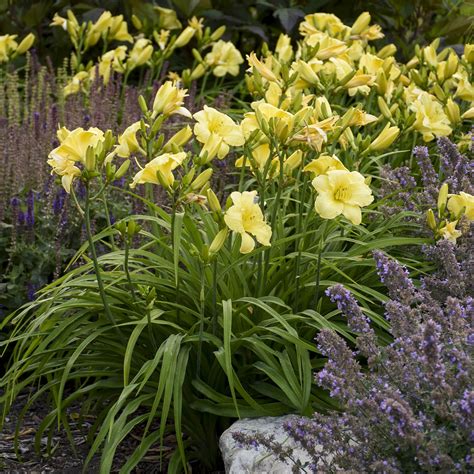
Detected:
[
  {"left": 0, "top": 34, "right": 18, "bottom": 63},
  {"left": 304, "top": 154, "right": 347, "bottom": 176},
  {"left": 300, "top": 13, "right": 348, "bottom": 37},
  {"left": 306, "top": 34, "right": 348, "bottom": 60},
  {"left": 275, "top": 34, "right": 293, "bottom": 63},
  {"left": 242, "top": 102, "right": 295, "bottom": 142},
  {"left": 205, "top": 40, "right": 243, "bottom": 77},
  {"left": 439, "top": 221, "right": 462, "bottom": 243},
  {"left": 199, "top": 133, "right": 224, "bottom": 163},
  {"left": 47, "top": 154, "right": 82, "bottom": 193},
  {"left": 235, "top": 143, "right": 277, "bottom": 176},
  {"left": 461, "top": 106, "right": 474, "bottom": 119},
  {"left": 85, "top": 11, "right": 113, "bottom": 48},
  {"left": 107, "top": 15, "right": 133, "bottom": 43},
  {"left": 155, "top": 29, "right": 170, "bottom": 50},
  {"left": 410, "top": 92, "right": 452, "bottom": 142},
  {"left": 188, "top": 16, "right": 204, "bottom": 40},
  {"left": 345, "top": 108, "right": 378, "bottom": 126},
  {"left": 312, "top": 170, "right": 374, "bottom": 225},
  {"left": 194, "top": 106, "right": 244, "bottom": 158},
  {"left": 247, "top": 52, "right": 279, "bottom": 82},
  {"left": 51, "top": 127, "right": 105, "bottom": 163},
  {"left": 358, "top": 53, "right": 384, "bottom": 75},
  {"left": 130, "top": 152, "right": 186, "bottom": 188},
  {"left": 291, "top": 124, "right": 327, "bottom": 152},
  {"left": 50, "top": 13, "right": 68, "bottom": 30},
  {"left": 224, "top": 191, "right": 272, "bottom": 254},
  {"left": 47, "top": 127, "right": 105, "bottom": 193},
  {"left": 152, "top": 81, "right": 192, "bottom": 119},
  {"left": 116, "top": 122, "right": 142, "bottom": 158},
  {"left": 127, "top": 38, "right": 153, "bottom": 69},
  {"left": 454, "top": 75, "right": 474, "bottom": 102},
  {"left": 351, "top": 14, "right": 384, "bottom": 41},
  {"left": 98, "top": 46, "right": 127, "bottom": 84},
  {"left": 447, "top": 192, "right": 474, "bottom": 220},
  {"left": 155, "top": 6, "right": 182, "bottom": 30},
  {"left": 63, "top": 71, "right": 90, "bottom": 96}
]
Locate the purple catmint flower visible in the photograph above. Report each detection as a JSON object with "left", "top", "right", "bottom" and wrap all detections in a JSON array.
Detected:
[
  {"left": 33, "top": 111, "right": 40, "bottom": 139},
  {"left": 373, "top": 251, "right": 416, "bottom": 304},
  {"left": 413, "top": 145, "right": 438, "bottom": 190},
  {"left": 437, "top": 137, "right": 474, "bottom": 194},
  {"left": 17, "top": 210, "right": 25, "bottom": 226},
  {"left": 326, "top": 284, "right": 372, "bottom": 334},
  {"left": 26, "top": 190, "right": 35, "bottom": 228},
  {"left": 53, "top": 188, "right": 66, "bottom": 215},
  {"left": 26, "top": 282, "right": 37, "bottom": 301}
]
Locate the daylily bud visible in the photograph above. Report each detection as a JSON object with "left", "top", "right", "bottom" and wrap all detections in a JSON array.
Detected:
[
  {"left": 445, "top": 99, "right": 460, "bottom": 124},
  {"left": 247, "top": 52, "right": 279, "bottom": 82},
  {"left": 209, "top": 228, "right": 228, "bottom": 255},
  {"left": 182, "top": 168, "right": 196, "bottom": 187},
  {"left": 210, "top": 25, "right": 226, "bottom": 41},
  {"left": 438, "top": 183, "right": 449, "bottom": 215},
  {"left": 296, "top": 60, "right": 319, "bottom": 85},
  {"left": 464, "top": 44, "right": 474, "bottom": 63},
  {"left": 376, "top": 70, "right": 388, "bottom": 96},
  {"left": 444, "top": 52, "right": 458, "bottom": 79},
  {"left": 138, "top": 95, "right": 148, "bottom": 115},
  {"left": 315, "top": 97, "right": 332, "bottom": 120},
  {"left": 85, "top": 146, "right": 96, "bottom": 172},
  {"left": 461, "top": 106, "right": 474, "bottom": 119},
  {"left": 131, "top": 15, "right": 142, "bottom": 30},
  {"left": 191, "top": 168, "right": 213, "bottom": 191},
  {"left": 432, "top": 83, "right": 445, "bottom": 101},
  {"left": 174, "top": 26, "right": 195, "bottom": 48},
  {"left": 377, "top": 44, "right": 397, "bottom": 59},
  {"left": 207, "top": 188, "right": 221, "bottom": 213},
  {"left": 426, "top": 209, "right": 437, "bottom": 231},
  {"left": 368, "top": 124, "right": 399, "bottom": 151},
  {"left": 115, "top": 159, "right": 130, "bottom": 179},
  {"left": 377, "top": 96, "right": 392, "bottom": 120},
  {"left": 163, "top": 125, "right": 193, "bottom": 152},
  {"left": 105, "top": 162, "right": 115, "bottom": 182},
  {"left": 340, "top": 107, "right": 357, "bottom": 129},
  {"left": 351, "top": 12, "right": 371, "bottom": 35},
  {"left": 16, "top": 33, "right": 35, "bottom": 55},
  {"left": 189, "top": 63, "right": 206, "bottom": 81}
]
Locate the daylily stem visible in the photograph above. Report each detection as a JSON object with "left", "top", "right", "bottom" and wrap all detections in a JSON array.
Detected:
[{"left": 84, "top": 184, "right": 120, "bottom": 333}]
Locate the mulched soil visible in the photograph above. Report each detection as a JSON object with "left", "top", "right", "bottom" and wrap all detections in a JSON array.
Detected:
[{"left": 0, "top": 390, "right": 176, "bottom": 473}]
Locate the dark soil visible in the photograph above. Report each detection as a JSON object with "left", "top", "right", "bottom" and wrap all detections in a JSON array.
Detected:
[{"left": 0, "top": 390, "right": 176, "bottom": 473}]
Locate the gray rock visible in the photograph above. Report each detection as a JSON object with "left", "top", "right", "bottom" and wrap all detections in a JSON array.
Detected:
[{"left": 219, "top": 415, "right": 314, "bottom": 473}]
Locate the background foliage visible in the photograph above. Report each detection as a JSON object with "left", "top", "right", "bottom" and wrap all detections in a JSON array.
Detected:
[{"left": 1, "top": 0, "right": 473, "bottom": 64}]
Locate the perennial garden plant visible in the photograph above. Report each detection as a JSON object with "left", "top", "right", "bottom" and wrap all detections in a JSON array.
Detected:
[{"left": 0, "top": 5, "right": 473, "bottom": 473}]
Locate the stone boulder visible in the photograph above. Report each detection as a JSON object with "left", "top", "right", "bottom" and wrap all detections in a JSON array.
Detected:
[{"left": 219, "top": 415, "right": 314, "bottom": 473}]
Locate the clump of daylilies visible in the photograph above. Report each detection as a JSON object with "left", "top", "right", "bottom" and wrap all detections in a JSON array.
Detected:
[{"left": 48, "top": 10, "right": 473, "bottom": 254}]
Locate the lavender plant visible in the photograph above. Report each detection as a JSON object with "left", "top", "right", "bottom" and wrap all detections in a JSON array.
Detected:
[{"left": 233, "top": 238, "right": 474, "bottom": 472}]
